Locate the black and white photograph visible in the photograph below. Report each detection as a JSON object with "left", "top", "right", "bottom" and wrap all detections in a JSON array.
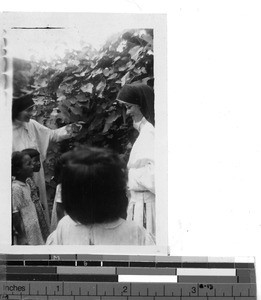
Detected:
[
  {"left": 0, "top": 12, "right": 168, "bottom": 253},
  {"left": 1, "top": 1, "right": 261, "bottom": 295}
]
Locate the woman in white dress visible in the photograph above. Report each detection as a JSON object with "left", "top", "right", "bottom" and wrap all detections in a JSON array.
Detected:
[
  {"left": 116, "top": 83, "right": 155, "bottom": 240},
  {"left": 12, "top": 94, "right": 76, "bottom": 226},
  {"left": 46, "top": 147, "right": 154, "bottom": 245}
]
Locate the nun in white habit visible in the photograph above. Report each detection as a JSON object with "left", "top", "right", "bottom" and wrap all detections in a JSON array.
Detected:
[{"left": 117, "top": 83, "right": 155, "bottom": 240}]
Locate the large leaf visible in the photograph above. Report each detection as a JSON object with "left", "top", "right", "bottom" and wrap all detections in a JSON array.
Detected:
[
  {"left": 91, "top": 68, "right": 103, "bottom": 77},
  {"left": 113, "top": 56, "right": 121, "bottom": 63},
  {"left": 129, "top": 45, "right": 143, "bottom": 60},
  {"left": 126, "top": 61, "right": 135, "bottom": 70},
  {"left": 108, "top": 73, "right": 118, "bottom": 80},
  {"left": 139, "top": 32, "right": 153, "bottom": 45},
  {"left": 57, "top": 95, "right": 66, "bottom": 101},
  {"left": 80, "top": 83, "right": 93, "bottom": 93},
  {"left": 62, "top": 75, "right": 75, "bottom": 82},
  {"left": 103, "top": 68, "right": 110, "bottom": 77},
  {"left": 121, "top": 71, "right": 131, "bottom": 86},
  {"left": 96, "top": 79, "right": 106, "bottom": 93}
]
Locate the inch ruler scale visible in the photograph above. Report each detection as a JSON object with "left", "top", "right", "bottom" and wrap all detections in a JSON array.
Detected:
[{"left": 0, "top": 254, "right": 257, "bottom": 299}]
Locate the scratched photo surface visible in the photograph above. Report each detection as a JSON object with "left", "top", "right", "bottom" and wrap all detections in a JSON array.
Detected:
[{"left": 1, "top": 12, "right": 168, "bottom": 253}]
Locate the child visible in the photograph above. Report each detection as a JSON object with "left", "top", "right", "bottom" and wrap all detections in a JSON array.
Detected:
[
  {"left": 50, "top": 156, "right": 66, "bottom": 233},
  {"left": 21, "top": 149, "right": 50, "bottom": 241},
  {"left": 46, "top": 147, "right": 155, "bottom": 245},
  {"left": 11, "top": 151, "right": 44, "bottom": 245}
]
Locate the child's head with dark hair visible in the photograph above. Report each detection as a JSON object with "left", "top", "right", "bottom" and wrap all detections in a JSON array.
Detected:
[
  {"left": 61, "top": 146, "right": 128, "bottom": 225},
  {"left": 21, "top": 148, "right": 41, "bottom": 172},
  {"left": 12, "top": 151, "right": 33, "bottom": 182}
]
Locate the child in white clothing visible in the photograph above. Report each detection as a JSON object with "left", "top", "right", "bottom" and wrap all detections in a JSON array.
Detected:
[{"left": 46, "top": 147, "right": 155, "bottom": 245}]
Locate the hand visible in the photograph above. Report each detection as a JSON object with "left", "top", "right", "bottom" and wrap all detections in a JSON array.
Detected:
[{"left": 66, "top": 123, "right": 83, "bottom": 136}]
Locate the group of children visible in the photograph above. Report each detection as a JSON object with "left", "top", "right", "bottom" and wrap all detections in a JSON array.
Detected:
[
  {"left": 12, "top": 149, "right": 48, "bottom": 245},
  {"left": 11, "top": 146, "right": 155, "bottom": 246}
]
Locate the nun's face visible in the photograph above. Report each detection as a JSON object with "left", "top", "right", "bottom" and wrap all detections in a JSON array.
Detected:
[
  {"left": 16, "top": 106, "right": 34, "bottom": 123},
  {"left": 125, "top": 103, "right": 143, "bottom": 123}
]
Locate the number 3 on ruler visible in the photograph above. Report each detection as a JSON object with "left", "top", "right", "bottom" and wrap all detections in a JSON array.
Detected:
[{"left": 191, "top": 286, "right": 197, "bottom": 294}]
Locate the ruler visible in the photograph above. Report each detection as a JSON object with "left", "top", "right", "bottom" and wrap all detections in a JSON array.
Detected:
[{"left": 0, "top": 255, "right": 257, "bottom": 299}]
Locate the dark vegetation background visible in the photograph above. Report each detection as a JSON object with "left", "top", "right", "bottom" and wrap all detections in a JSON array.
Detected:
[{"left": 13, "top": 28, "right": 154, "bottom": 213}]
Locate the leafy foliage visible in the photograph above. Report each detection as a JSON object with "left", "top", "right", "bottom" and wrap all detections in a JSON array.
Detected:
[{"left": 13, "top": 28, "right": 154, "bottom": 208}]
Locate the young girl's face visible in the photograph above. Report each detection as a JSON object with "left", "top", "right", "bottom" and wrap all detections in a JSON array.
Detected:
[
  {"left": 32, "top": 155, "right": 41, "bottom": 172},
  {"left": 19, "top": 154, "right": 33, "bottom": 180}
]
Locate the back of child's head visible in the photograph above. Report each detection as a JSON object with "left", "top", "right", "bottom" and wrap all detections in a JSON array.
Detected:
[
  {"left": 12, "top": 151, "right": 26, "bottom": 178},
  {"left": 61, "top": 146, "right": 128, "bottom": 225},
  {"left": 21, "top": 148, "right": 39, "bottom": 159}
]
